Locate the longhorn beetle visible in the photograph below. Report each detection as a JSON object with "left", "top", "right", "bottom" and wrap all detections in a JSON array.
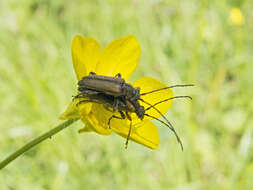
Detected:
[{"left": 75, "top": 72, "right": 193, "bottom": 150}]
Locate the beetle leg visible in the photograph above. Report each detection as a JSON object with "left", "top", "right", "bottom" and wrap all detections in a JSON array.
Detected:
[
  {"left": 107, "top": 111, "right": 125, "bottom": 129},
  {"left": 119, "top": 111, "right": 126, "bottom": 119},
  {"left": 72, "top": 93, "right": 87, "bottom": 100},
  {"left": 76, "top": 99, "right": 101, "bottom": 107},
  {"left": 76, "top": 100, "right": 91, "bottom": 106},
  {"left": 115, "top": 73, "right": 122, "bottom": 78},
  {"left": 125, "top": 112, "right": 132, "bottom": 149},
  {"left": 76, "top": 96, "right": 115, "bottom": 113},
  {"left": 73, "top": 92, "right": 98, "bottom": 101},
  {"left": 89, "top": 72, "right": 96, "bottom": 75},
  {"left": 113, "top": 98, "right": 119, "bottom": 112}
]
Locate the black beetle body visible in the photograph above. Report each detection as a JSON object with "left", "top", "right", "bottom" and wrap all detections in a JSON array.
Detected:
[
  {"left": 77, "top": 72, "right": 143, "bottom": 119},
  {"left": 78, "top": 72, "right": 140, "bottom": 101},
  {"left": 75, "top": 72, "right": 193, "bottom": 150}
]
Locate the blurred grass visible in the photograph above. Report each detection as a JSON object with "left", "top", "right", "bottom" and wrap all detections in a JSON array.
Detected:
[{"left": 0, "top": 0, "right": 253, "bottom": 189}]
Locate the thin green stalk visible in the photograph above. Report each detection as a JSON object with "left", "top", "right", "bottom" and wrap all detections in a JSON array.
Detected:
[{"left": 0, "top": 118, "right": 79, "bottom": 170}]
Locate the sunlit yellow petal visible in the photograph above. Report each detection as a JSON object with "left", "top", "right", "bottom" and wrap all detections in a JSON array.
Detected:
[
  {"left": 72, "top": 34, "right": 100, "bottom": 81},
  {"left": 80, "top": 104, "right": 112, "bottom": 135},
  {"left": 95, "top": 35, "right": 141, "bottom": 80},
  {"left": 78, "top": 116, "right": 96, "bottom": 133},
  {"left": 229, "top": 8, "right": 244, "bottom": 25},
  {"left": 59, "top": 99, "right": 80, "bottom": 120},
  {"left": 111, "top": 119, "right": 159, "bottom": 149},
  {"left": 133, "top": 77, "right": 173, "bottom": 119}
]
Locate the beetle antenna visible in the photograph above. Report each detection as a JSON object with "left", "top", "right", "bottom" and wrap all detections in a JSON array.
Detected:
[
  {"left": 140, "top": 84, "right": 194, "bottom": 96},
  {"left": 144, "top": 113, "right": 183, "bottom": 151},
  {"left": 144, "top": 96, "right": 192, "bottom": 111},
  {"left": 139, "top": 98, "right": 183, "bottom": 151}
]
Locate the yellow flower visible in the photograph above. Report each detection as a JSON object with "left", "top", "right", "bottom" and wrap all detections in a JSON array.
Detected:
[
  {"left": 60, "top": 35, "right": 173, "bottom": 149},
  {"left": 229, "top": 8, "right": 244, "bottom": 25}
]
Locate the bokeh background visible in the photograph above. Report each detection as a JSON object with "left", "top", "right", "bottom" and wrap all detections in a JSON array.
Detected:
[{"left": 0, "top": 0, "right": 252, "bottom": 189}]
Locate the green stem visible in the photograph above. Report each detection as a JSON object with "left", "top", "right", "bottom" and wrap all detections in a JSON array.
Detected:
[{"left": 0, "top": 118, "right": 79, "bottom": 170}]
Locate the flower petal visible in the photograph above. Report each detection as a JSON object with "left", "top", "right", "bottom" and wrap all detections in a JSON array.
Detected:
[
  {"left": 79, "top": 104, "right": 112, "bottom": 135},
  {"left": 72, "top": 34, "right": 100, "bottom": 81},
  {"left": 59, "top": 99, "right": 80, "bottom": 120},
  {"left": 133, "top": 77, "right": 173, "bottom": 119},
  {"left": 95, "top": 35, "right": 141, "bottom": 80},
  {"left": 111, "top": 119, "right": 159, "bottom": 150}
]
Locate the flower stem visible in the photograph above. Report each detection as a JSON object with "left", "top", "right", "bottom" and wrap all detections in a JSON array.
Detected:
[{"left": 0, "top": 118, "right": 79, "bottom": 170}]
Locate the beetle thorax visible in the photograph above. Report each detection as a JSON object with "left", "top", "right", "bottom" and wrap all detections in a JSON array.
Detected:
[{"left": 122, "top": 83, "right": 140, "bottom": 100}]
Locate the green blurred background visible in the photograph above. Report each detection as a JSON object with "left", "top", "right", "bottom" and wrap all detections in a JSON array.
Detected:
[{"left": 0, "top": 0, "right": 252, "bottom": 189}]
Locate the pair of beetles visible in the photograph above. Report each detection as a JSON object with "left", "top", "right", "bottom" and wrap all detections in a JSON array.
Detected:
[{"left": 74, "top": 72, "right": 192, "bottom": 149}]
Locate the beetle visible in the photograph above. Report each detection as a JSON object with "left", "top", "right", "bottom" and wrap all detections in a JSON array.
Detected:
[
  {"left": 78, "top": 72, "right": 141, "bottom": 102},
  {"left": 75, "top": 72, "right": 193, "bottom": 149}
]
